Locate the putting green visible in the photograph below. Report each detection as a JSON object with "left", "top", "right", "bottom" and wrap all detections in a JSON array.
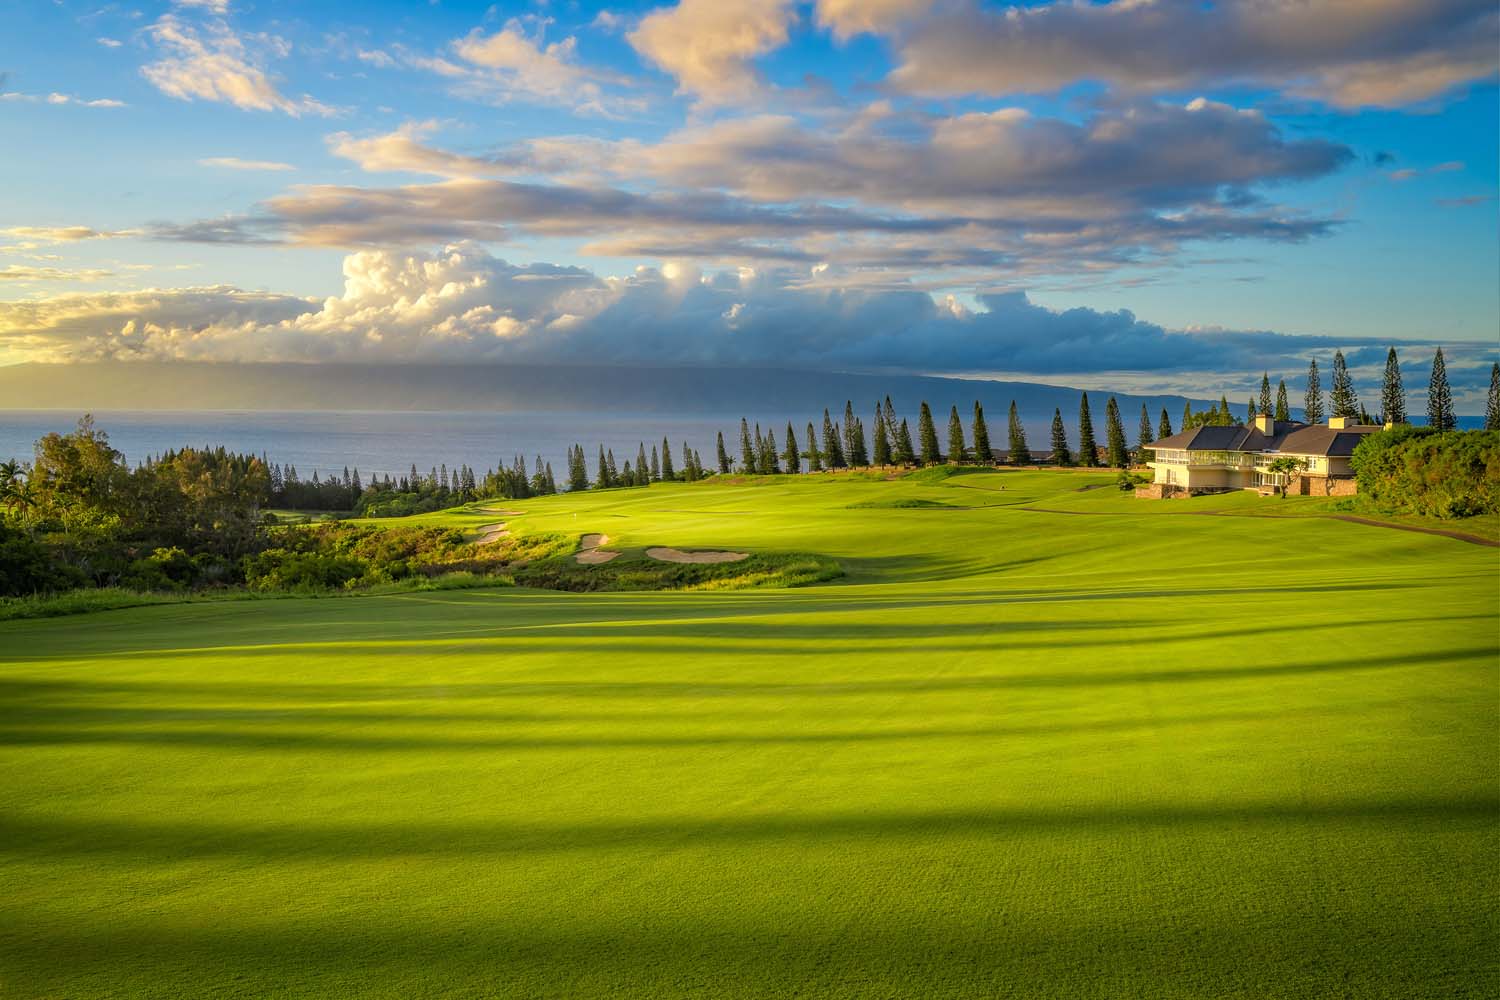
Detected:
[{"left": 2, "top": 470, "right": 1496, "bottom": 998}]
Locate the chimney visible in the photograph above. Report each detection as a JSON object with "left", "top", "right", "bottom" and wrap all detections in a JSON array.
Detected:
[
  {"left": 1329, "top": 416, "right": 1349, "bottom": 429},
  {"left": 1254, "top": 412, "right": 1275, "bottom": 434}
]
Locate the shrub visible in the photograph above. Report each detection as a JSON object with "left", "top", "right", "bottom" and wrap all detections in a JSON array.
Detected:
[{"left": 1351, "top": 428, "right": 1500, "bottom": 518}]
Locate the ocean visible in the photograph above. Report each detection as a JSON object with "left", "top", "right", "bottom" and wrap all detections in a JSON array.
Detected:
[{"left": 0, "top": 410, "right": 780, "bottom": 481}]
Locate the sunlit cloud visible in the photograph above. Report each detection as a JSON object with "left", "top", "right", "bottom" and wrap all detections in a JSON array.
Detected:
[
  {"left": 198, "top": 156, "right": 296, "bottom": 171},
  {"left": 142, "top": 14, "right": 335, "bottom": 116}
]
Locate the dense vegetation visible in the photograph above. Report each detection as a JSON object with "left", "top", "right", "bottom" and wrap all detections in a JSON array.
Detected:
[{"left": 1351, "top": 427, "right": 1500, "bottom": 518}]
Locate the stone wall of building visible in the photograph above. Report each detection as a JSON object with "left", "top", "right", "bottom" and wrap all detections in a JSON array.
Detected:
[{"left": 1291, "top": 474, "right": 1358, "bottom": 497}]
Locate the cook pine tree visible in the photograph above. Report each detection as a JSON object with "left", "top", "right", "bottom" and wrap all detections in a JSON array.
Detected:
[
  {"left": 1104, "top": 396, "right": 1129, "bottom": 468},
  {"left": 947, "top": 406, "right": 966, "bottom": 463},
  {"left": 739, "top": 419, "right": 755, "bottom": 472},
  {"left": 822, "top": 409, "right": 846, "bottom": 468},
  {"left": 896, "top": 419, "right": 916, "bottom": 467},
  {"left": 1275, "top": 380, "right": 1290, "bottom": 422},
  {"left": 1259, "top": 373, "right": 1273, "bottom": 415},
  {"left": 872, "top": 405, "right": 892, "bottom": 466},
  {"left": 783, "top": 423, "right": 801, "bottom": 474},
  {"left": 1381, "top": 348, "right": 1407, "bottom": 425},
  {"left": 1050, "top": 408, "right": 1072, "bottom": 465},
  {"left": 918, "top": 402, "right": 942, "bottom": 465},
  {"left": 971, "top": 401, "right": 992, "bottom": 464},
  {"left": 1138, "top": 404, "right": 1154, "bottom": 452},
  {"left": 1427, "top": 347, "right": 1455, "bottom": 431},
  {"left": 1329, "top": 350, "right": 1360, "bottom": 419},
  {"left": 1304, "top": 359, "right": 1325, "bottom": 423},
  {"left": 1158, "top": 408, "right": 1172, "bottom": 440},
  {"left": 1006, "top": 401, "right": 1029, "bottom": 464},
  {"left": 805, "top": 421, "right": 823, "bottom": 471},
  {"left": 716, "top": 431, "right": 731, "bottom": 474},
  {"left": 1077, "top": 393, "right": 1099, "bottom": 467}
]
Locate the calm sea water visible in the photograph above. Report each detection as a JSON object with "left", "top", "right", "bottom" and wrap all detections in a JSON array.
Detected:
[{"left": 0, "top": 410, "right": 782, "bottom": 481}]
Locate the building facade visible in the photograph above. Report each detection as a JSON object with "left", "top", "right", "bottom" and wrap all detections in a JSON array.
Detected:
[{"left": 1139, "top": 414, "right": 1382, "bottom": 498}]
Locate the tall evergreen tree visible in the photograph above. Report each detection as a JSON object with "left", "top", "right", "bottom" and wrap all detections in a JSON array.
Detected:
[
  {"left": 1486, "top": 362, "right": 1500, "bottom": 431},
  {"left": 971, "top": 401, "right": 992, "bottom": 464},
  {"left": 882, "top": 397, "right": 903, "bottom": 463},
  {"left": 606, "top": 449, "right": 618, "bottom": 485},
  {"left": 1330, "top": 350, "right": 1359, "bottom": 419},
  {"left": 1105, "top": 397, "right": 1129, "bottom": 468},
  {"left": 872, "top": 406, "right": 892, "bottom": 466},
  {"left": 1304, "top": 359, "right": 1325, "bottom": 423},
  {"left": 596, "top": 446, "right": 611, "bottom": 489},
  {"left": 1006, "top": 401, "right": 1030, "bottom": 464},
  {"left": 1158, "top": 408, "right": 1172, "bottom": 440},
  {"left": 1181, "top": 400, "right": 1193, "bottom": 432},
  {"left": 1427, "top": 347, "right": 1455, "bottom": 431},
  {"left": 896, "top": 419, "right": 915, "bottom": 466},
  {"left": 842, "top": 401, "right": 859, "bottom": 466},
  {"left": 946, "top": 406, "right": 966, "bottom": 463},
  {"left": 636, "top": 443, "right": 650, "bottom": 486},
  {"left": 805, "top": 421, "right": 823, "bottom": 471},
  {"left": 1078, "top": 393, "right": 1099, "bottom": 467},
  {"left": 660, "top": 437, "right": 675, "bottom": 480},
  {"left": 1219, "top": 395, "right": 1233, "bottom": 425},
  {"left": 783, "top": 423, "right": 801, "bottom": 474},
  {"left": 1138, "top": 404, "right": 1154, "bottom": 450},
  {"left": 544, "top": 463, "right": 556, "bottom": 494},
  {"left": 568, "top": 444, "right": 589, "bottom": 491},
  {"left": 848, "top": 418, "right": 870, "bottom": 466},
  {"left": 1275, "top": 380, "right": 1290, "bottom": 422},
  {"left": 1050, "top": 408, "right": 1072, "bottom": 466},
  {"left": 918, "top": 402, "right": 942, "bottom": 465},
  {"left": 822, "top": 409, "right": 846, "bottom": 468},
  {"left": 1381, "top": 347, "right": 1407, "bottom": 425},
  {"left": 1247, "top": 397, "right": 1256, "bottom": 424},
  {"left": 650, "top": 445, "right": 660, "bottom": 482},
  {"left": 762, "top": 428, "right": 780, "bottom": 474},
  {"left": 716, "top": 431, "right": 731, "bottom": 474},
  {"left": 1259, "top": 373, "right": 1273, "bottom": 415},
  {"left": 739, "top": 418, "right": 756, "bottom": 472}
]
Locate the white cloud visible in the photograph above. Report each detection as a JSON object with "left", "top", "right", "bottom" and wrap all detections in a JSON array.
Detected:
[
  {"left": 0, "top": 265, "right": 115, "bottom": 283},
  {"left": 628, "top": 0, "right": 794, "bottom": 102},
  {"left": 2, "top": 226, "right": 137, "bottom": 243},
  {"left": 142, "top": 14, "right": 335, "bottom": 116},
  {"left": 0, "top": 91, "right": 125, "bottom": 108},
  {"left": 815, "top": 0, "right": 931, "bottom": 40},
  {"left": 4, "top": 245, "right": 1491, "bottom": 402},
  {"left": 198, "top": 156, "right": 295, "bottom": 171},
  {"left": 97, "top": 37, "right": 124, "bottom": 48}
]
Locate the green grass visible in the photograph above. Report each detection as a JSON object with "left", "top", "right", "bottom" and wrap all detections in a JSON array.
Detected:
[{"left": 2, "top": 469, "right": 1496, "bottom": 998}]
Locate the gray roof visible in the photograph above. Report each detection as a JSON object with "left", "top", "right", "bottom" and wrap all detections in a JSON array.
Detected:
[{"left": 1149, "top": 420, "right": 1381, "bottom": 457}]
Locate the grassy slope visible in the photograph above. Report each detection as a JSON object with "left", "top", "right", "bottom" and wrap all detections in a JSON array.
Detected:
[{"left": 2, "top": 470, "right": 1496, "bottom": 999}]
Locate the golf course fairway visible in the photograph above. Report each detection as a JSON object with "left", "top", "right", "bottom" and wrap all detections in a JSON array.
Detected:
[{"left": 2, "top": 469, "right": 1496, "bottom": 998}]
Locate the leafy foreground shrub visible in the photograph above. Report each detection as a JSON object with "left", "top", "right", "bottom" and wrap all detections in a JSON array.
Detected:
[
  {"left": 514, "top": 552, "right": 843, "bottom": 593},
  {"left": 244, "top": 524, "right": 569, "bottom": 592},
  {"left": 0, "top": 523, "right": 86, "bottom": 597},
  {"left": 1351, "top": 428, "right": 1500, "bottom": 518}
]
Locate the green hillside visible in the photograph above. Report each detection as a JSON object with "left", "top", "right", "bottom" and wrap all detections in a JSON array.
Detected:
[{"left": 2, "top": 470, "right": 1495, "bottom": 998}]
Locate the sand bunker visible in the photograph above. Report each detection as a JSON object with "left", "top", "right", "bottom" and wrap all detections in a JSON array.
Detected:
[
  {"left": 645, "top": 547, "right": 749, "bottom": 564},
  {"left": 475, "top": 523, "right": 510, "bottom": 545},
  {"left": 575, "top": 534, "right": 620, "bottom": 565}
]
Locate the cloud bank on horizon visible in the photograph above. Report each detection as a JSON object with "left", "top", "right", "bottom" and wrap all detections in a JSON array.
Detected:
[{"left": 0, "top": 0, "right": 1496, "bottom": 400}]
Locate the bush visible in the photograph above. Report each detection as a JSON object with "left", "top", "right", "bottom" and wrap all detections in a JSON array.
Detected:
[
  {"left": 1351, "top": 428, "right": 1500, "bottom": 518},
  {"left": 0, "top": 523, "right": 86, "bottom": 597}
]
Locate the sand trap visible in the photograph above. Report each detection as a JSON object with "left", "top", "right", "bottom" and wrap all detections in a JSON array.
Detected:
[
  {"left": 575, "top": 533, "right": 620, "bottom": 564},
  {"left": 475, "top": 523, "right": 510, "bottom": 545},
  {"left": 645, "top": 547, "right": 749, "bottom": 564}
]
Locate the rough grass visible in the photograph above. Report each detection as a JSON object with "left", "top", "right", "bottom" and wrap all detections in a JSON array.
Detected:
[{"left": 1, "top": 468, "right": 1495, "bottom": 999}]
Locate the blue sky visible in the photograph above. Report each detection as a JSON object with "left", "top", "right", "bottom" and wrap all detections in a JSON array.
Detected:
[{"left": 1, "top": 0, "right": 1496, "bottom": 404}]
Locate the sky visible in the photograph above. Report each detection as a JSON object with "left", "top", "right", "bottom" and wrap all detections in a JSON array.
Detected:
[{"left": 1, "top": 0, "right": 1497, "bottom": 406}]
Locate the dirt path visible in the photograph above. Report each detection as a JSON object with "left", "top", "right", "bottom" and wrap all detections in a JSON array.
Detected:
[
  {"left": 645, "top": 547, "right": 748, "bottom": 564},
  {"left": 1014, "top": 505, "right": 1498, "bottom": 547},
  {"left": 575, "top": 534, "right": 620, "bottom": 565}
]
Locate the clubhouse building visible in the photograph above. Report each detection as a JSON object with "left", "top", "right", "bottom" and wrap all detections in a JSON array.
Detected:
[{"left": 1138, "top": 413, "right": 1383, "bottom": 498}]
